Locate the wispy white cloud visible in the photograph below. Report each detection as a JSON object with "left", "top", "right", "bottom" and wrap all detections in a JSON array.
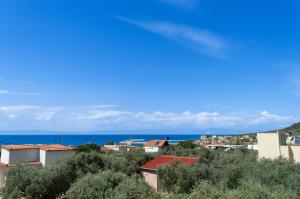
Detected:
[
  {"left": 117, "top": 16, "right": 229, "bottom": 58},
  {"left": 0, "top": 89, "right": 44, "bottom": 96},
  {"left": 160, "top": 0, "right": 198, "bottom": 9},
  {"left": 0, "top": 105, "right": 296, "bottom": 132},
  {"left": 252, "top": 111, "right": 294, "bottom": 125},
  {"left": 19, "top": 80, "right": 35, "bottom": 85},
  {"left": 0, "top": 90, "right": 13, "bottom": 95}
]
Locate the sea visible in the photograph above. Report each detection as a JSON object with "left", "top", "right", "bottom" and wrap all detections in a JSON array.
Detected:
[{"left": 0, "top": 134, "right": 205, "bottom": 146}]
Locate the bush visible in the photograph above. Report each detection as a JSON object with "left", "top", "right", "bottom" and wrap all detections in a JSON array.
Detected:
[
  {"left": 106, "top": 141, "right": 115, "bottom": 145},
  {"left": 66, "top": 170, "right": 127, "bottom": 199},
  {"left": 176, "top": 141, "right": 198, "bottom": 149},
  {"left": 102, "top": 151, "right": 155, "bottom": 175},
  {"left": 1, "top": 165, "right": 39, "bottom": 199},
  {"left": 111, "top": 175, "right": 160, "bottom": 199},
  {"left": 228, "top": 180, "right": 298, "bottom": 199},
  {"left": 75, "top": 143, "right": 101, "bottom": 153},
  {"left": 188, "top": 182, "right": 227, "bottom": 199},
  {"left": 158, "top": 162, "right": 206, "bottom": 194},
  {"left": 3, "top": 152, "right": 104, "bottom": 199}
]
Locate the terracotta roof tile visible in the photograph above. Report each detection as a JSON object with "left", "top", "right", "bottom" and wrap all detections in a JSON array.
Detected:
[
  {"left": 1, "top": 144, "right": 74, "bottom": 151},
  {"left": 1, "top": 145, "right": 40, "bottom": 150},
  {"left": 140, "top": 155, "right": 200, "bottom": 171},
  {"left": 39, "top": 144, "right": 74, "bottom": 151},
  {"left": 143, "top": 140, "right": 168, "bottom": 147},
  {"left": 101, "top": 146, "right": 111, "bottom": 152}
]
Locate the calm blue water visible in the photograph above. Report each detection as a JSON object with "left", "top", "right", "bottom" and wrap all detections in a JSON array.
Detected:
[{"left": 0, "top": 134, "right": 203, "bottom": 146}]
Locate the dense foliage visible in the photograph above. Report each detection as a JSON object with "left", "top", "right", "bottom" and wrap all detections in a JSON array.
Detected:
[
  {"left": 75, "top": 143, "right": 101, "bottom": 153},
  {"left": 2, "top": 142, "right": 300, "bottom": 199},
  {"left": 176, "top": 140, "right": 198, "bottom": 149}
]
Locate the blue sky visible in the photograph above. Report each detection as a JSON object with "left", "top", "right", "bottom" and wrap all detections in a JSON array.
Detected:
[{"left": 0, "top": 0, "right": 299, "bottom": 132}]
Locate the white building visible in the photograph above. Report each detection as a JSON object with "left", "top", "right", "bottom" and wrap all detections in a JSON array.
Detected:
[
  {"left": 143, "top": 140, "right": 169, "bottom": 153},
  {"left": 103, "top": 144, "right": 127, "bottom": 152},
  {"left": 0, "top": 144, "right": 75, "bottom": 187}
]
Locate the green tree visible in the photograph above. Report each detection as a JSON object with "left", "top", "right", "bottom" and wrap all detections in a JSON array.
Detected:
[
  {"left": 66, "top": 170, "right": 127, "bottom": 199},
  {"left": 3, "top": 152, "right": 104, "bottom": 199},
  {"left": 75, "top": 143, "right": 101, "bottom": 153},
  {"left": 188, "top": 182, "right": 227, "bottom": 199},
  {"left": 111, "top": 175, "right": 160, "bottom": 199},
  {"left": 176, "top": 140, "right": 198, "bottom": 149},
  {"left": 106, "top": 140, "right": 115, "bottom": 145},
  {"left": 1, "top": 165, "right": 39, "bottom": 199}
]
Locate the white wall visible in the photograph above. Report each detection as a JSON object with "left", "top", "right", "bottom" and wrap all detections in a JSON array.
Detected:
[
  {"left": 1, "top": 149, "right": 10, "bottom": 164},
  {"left": 144, "top": 147, "right": 160, "bottom": 153},
  {"left": 2, "top": 149, "right": 40, "bottom": 164},
  {"left": 40, "top": 150, "right": 75, "bottom": 166}
]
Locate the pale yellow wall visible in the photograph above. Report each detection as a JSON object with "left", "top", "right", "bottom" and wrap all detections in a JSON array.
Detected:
[
  {"left": 257, "top": 132, "right": 300, "bottom": 163},
  {"left": 280, "top": 146, "right": 300, "bottom": 163},
  {"left": 141, "top": 170, "right": 158, "bottom": 190},
  {"left": 257, "top": 132, "right": 281, "bottom": 160}
]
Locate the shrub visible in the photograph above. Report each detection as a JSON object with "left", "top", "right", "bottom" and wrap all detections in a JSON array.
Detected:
[
  {"left": 1, "top": 165, "right": 39, "bottom": 199},
  {"left": 188, "top": 182, "right": 227, "bottom": 199},
  {"left": 176, "top": 141, "right": 198, "bottom": 149},
  {"left": 158, "top": 162, "right": 206, "bottom": 194},
  {"left": 111, "top": 175, "right": 160, "bottom": 199},
  {"left": 66, "top": 170, "right": 127, "bottom": 199},
  {"left": 3, "top": 152, "right": 104, "bottom": 199},
  {"left": 102, "top": 151, "right": 155, "bottom": 175},
  {"left": 75, "top": 143, "right": 101, "bottom": 153}
]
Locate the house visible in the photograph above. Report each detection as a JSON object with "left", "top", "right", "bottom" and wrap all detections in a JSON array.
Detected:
[
  {"left": 104, "top": 144, "right": 127, "bottom": 151},
  {"left": 257, "top": 130, "right": 300, "bottom": 162},
  {"left": 140, "top": 155, "right": 200, "bottom": 190},
  {"left": 39, "top": 145, "right": 75, "bottom": 166},
  {"left": 0, "top": 144, "right": 74, "bottom": 187},
  {"left": 143, "top": 140, "right": 169, "bottom": 153}
]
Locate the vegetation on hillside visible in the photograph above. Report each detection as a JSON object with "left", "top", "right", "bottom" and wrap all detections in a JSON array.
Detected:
[
  {"left": 283, "top": 122, "right": 300, "bottom": 135},
  {"left": 2, "top": 142, "right": 300, "bottom": 199}
]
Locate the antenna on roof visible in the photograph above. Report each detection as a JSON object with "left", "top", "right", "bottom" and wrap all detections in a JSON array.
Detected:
[{"left": 61, "top": 132, "right": 64, "bottom": 145}]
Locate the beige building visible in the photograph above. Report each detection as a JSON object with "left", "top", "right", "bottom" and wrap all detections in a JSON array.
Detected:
[
  {"left": 257, "top": 131, "right": 300, "bottom": 163},
  {"left": 140, "top": 155, "right": 200, "bottom": 190}
]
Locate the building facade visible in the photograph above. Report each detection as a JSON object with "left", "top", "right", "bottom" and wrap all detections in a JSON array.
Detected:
[
  {"left": 143, "top": 140, "right": 169, "bottom": 153},
  {"left": 257, "top": 131, "right": 300, "bottom": 163}
]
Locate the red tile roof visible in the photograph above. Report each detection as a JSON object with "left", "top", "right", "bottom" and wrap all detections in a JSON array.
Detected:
[
  {"left": 140, "top": 155, "right": 200, "bottom": 171},
  {"left": 2, "top": 144, "right": 74, "bottom": 151},
  {"left": 101, "top": 146, "right": 111, "bottom": 152},
  {"left": 143, "top": 140, "right": 168, "bottom": 147},
  {"left": 1, "top": 144, "right": 40, "bottom": 150},
  {"left": 39, "top": 144, "right": 74, "bottom": 151}
]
